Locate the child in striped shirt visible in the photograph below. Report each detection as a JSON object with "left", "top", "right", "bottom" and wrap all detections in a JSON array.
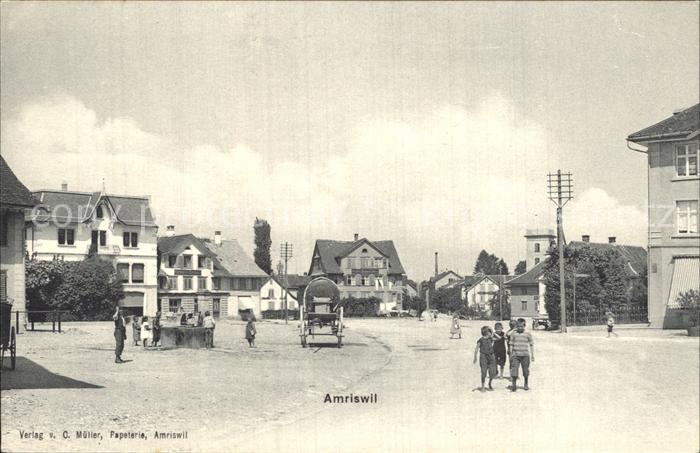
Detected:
[{"left": 509, "top": 318, "right": 535, "bottom": 391}]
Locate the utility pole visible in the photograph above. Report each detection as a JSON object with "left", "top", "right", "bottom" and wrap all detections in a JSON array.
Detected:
[
  {"left": 547, "top": 170, "right": 573, "bottom": 332},
  {"left": 280, "top": 242, "right": 293, "bottom": 325}
]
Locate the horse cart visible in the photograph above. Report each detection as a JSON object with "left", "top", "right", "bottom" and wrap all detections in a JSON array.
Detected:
[
  {"left": 299, "top": 277, "right": 344, "bottom": 348},
  {"left": 1, "top": 301, "right": 17, "bottom": 370}
]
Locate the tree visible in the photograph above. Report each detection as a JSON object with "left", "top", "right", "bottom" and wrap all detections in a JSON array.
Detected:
[
  {"left": 489, "top": 290, "right": 511, "bottom": 321},
  {"left": 253, "top": 218, "right": 272, "bottom": 275},
  {"left": 473, "top": 250, "right": 509, "bottom": 275},
  {"left": 431, "top": 286, "right": 464, "bottom": 314},
  {"left": 26, "top": 257, "right": 124, "bottom": 320},
  {"left": 514, "top": 261, "right": 527, "bottom": 275}
]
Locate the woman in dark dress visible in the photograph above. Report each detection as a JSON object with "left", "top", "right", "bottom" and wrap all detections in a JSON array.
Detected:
[{"left": 152, "top": 311, "right": 161, "bottom": 347}]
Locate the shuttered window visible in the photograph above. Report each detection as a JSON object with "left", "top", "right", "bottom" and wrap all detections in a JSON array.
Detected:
[
  {"left": 117, "top": 263, "right": 130, "bottom": 283},
  {"left": 132, "top": 264, "right": 144, "bottom": 283}
]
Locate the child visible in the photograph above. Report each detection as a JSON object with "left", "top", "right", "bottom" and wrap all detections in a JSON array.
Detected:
[
  {"left": 508, "top": 318, "right": 535, "bottom": 391},
  {"left": 245, "top": 317, "right": 257, "bottom": 347},
  {"left": 473, "top": 326, "right": 497, "bottom": 392},
  {"left": 450, "top": 314, "right": 462, "bottom": 339},
  {"left": 606, "top": 312, "right": 618, "bottom": 338},
  {"left": 141, "top": 316, "right": 151, "bottom": 348},
  {"left": 505, "top": 319, "right": 517, "bottom": 370},
  {"left": 132, "top": 315, "right": 141, "bottom": 346},
  {"left": 492, "top": 322, "right": 507, "bottom": 378}
]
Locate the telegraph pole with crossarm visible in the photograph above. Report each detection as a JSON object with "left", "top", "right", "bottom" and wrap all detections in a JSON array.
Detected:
[
  {"left": 547, "top": 170, "right": 573, "bottom": 332},
  {"left": 279, "top": 242, "right": 293, "bottom": 325}
]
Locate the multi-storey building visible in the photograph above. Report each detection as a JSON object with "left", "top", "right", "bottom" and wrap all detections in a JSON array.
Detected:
[
  {"left": 1, "top": 156, "right": 38, "bottom": 326},
  {"left": 308, "top": 234, "right": 406, "bottom": 312},
  {"left": 430, "top": 270, "right": 463, "bottom": 290},
  {"left": 628, "top": 104, "right": 700, "bottom": 328},
  {"left": 26, "top": 184, "right": 158, "bottom": 316},
  {"left": 157, "top": 229, "right": 267, "bottom": 319},
  {"left": 524, "top": 228, "right": 556, "bottom": 271},
  {"left": 259, "top": 274, "right": 311, "bottom": 311},
  {"left": 460, "top": 275, "right": 513, "bottom": 310}
]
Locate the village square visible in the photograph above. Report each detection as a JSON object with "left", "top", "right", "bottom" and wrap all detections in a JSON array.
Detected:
[{"left": 1, "top": 2, "right": 699, "bottom": 453}]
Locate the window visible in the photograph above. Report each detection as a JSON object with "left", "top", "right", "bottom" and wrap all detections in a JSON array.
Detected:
[
  {"left": 0, "top": 215, "right": 7, "bottom": 247},
  {"left": 267, "top": 288, "right": 275, "bottom": 299},
  {"left": 168, "top": 255, "right": 177, "bottom": 267},
  {"left": 183, "top": 255, "right": 192, "bottom": 269},
  {"left": 677, "top": 200, "right": 698, "bottom": 234},
  {"left": 99, "top": 230, "right": 107, "bottom": 246},
  {"left": 245, "top": 278, "right": 252, "bottom": 290},
  {"left": 0, "top": 270, "right": 6, "bottom": 302},
  {"left": 362, "top": 275, "right": 369, "bottom": 286},
  {"left": 132, "top": 264, "right": 144, "bottom": 283},
  {"left": 198, "top": 255, "right": 206, "bottom": 269},
  {"left": 361, "top": 248, "right": 368, "bottom": 253},
  {"left": 117, "top": 263, "right": 130, "bottom": 283},
  {"left": 169, "top": 298, "right": 181, "bottom": 313},
  {"left": 183, "top": 276, "right": 193, "bottom": 290},
  {"left": 212, "top": 277, "right": 221, "bottom": 290},
  {"left": 346, "top": 275, "right": 353, "bottom": 286},
  {"left": 534, "top": 243, "right": 540, "bottom": 253},
  {"left": 168, "top": 276, "right": 178, "bottom": 290},
  {"left": 355, "top": 274, "right": 362, "bottom": 286},
  {"left": 198, "top": 277, "right": 207, "bottom": 290},
  {"left": 534, "top": 257, "right": 540, "bottom": 265},
  {"left": 96, "top": 206, "right": 104, "bottom": 218},
  {"left": 521, "top": 301, "right": 527, "bottom": 311},
  {"left": 676, "top": 144, "right": 698, "bottom": 177},
  {"left": 374, "top": 258, "right": 383, "bottom": 268},
  {"left": 57, "top": 228, "right": 75, "bottom": 245},
  {"left": 369, "top": 275, "right": 376, "bottom": 286},
  {"left": 123, "top": 232, "right": 138, "bottom": 248}
]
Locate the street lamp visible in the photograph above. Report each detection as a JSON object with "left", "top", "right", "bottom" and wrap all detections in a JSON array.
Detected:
[{"left": 572, "top": 272, "right": 590, "bottom": 326}]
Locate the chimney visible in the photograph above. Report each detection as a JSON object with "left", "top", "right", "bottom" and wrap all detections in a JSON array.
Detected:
[
  {"left": 165, "top": 225, "right": 175, "bottom": 237},
  {"left": 214, "top": 230, "right": 222, "bottom": 245},
  {"left": 608, "top": 236, "right": 616, "bottom": 244},
  {"left": 61, "top": 181, "right": 68, "bottom": 192},
  {"left": 582, "top": 235, "right": 590, "bottom": 242},
  {"left": 354, "top": 233, "right": 359, "bottom": 241},
  {"left": 434, "top": 252, "right": 439, "bottom": 277}
]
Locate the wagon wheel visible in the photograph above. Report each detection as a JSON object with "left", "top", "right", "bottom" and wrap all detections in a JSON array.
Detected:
[{"left": 10, "top": 327, "right": 16, "bottom": 370}]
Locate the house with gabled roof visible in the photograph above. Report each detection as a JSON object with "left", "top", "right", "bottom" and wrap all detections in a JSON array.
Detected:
[
  {"left": 627, "top": 104, "right": 699, "bottom": 328},
  {"left": 505, "top": 260, "right": 548, "bottom": 319},
  {"left": 1, "top": 156, "right": 39, "bottom": 326},
  {"left": 430, "top": 270, "right": 463, "bottom": 290},
  {"left": 26, "top": 183, "right": 158, "bottom": 316},
  {"left": 307, "top": 234, "right": 407, "bottom": 312},
  {"left": 260, "top": 273, "right": 311, "bottom": 312},
  {"left": 459, "top": 274, "right": 514, "bottom": 310}
]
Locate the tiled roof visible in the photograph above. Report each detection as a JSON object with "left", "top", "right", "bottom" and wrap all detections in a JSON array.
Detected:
[
  {"left": 158, "top": 234, "right": 217, "bottom": 258},
  {"left": 459, "top": 274, "right": 514, "bottom": 291},
  {"left": 430, "top": 270, "right": 463, "bottom": 283},
  {"left": 568, "top": 241, "right": 647, "bottom": 277},
  {"left": 505, "top": 260, "right": 548, "bottom": 286},
  {"left": 627, "top": 104, "right": 699, "bottom": 142},
  {"left": 312, "top": 239, "right": 406, "bottom": 275},
  {"left": 204, "top": 239, "right": 268, "bottom": 278},
  {"left": 0, "top": 156, "right": 38, "bottom": 208},
  {"left": 29, "top": 189, "right": 156, "bottom": 226},
  {"left": 271, "top": 273, "right": 311, "bottom": 289}
]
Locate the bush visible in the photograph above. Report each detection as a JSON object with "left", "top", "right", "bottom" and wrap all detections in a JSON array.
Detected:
[
  {"left": 342, "top": 297, "right": 381, "bottom": 317},
  {"left": 261, "top": 309, "right": 300, "bottom": 320},
  {"left": 677, "top": 289, "right": 700, "bottom": 327}
]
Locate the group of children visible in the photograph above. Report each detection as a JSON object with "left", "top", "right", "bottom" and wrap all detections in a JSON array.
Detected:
[{"left": 472, "top": 318, "right": 534, "bottom": 392}]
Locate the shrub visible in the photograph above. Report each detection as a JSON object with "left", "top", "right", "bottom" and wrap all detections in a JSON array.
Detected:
[
  {"left": 677, "top": 289, "right": 700, "bottom": 327},
  {"left": 341, "top": 297, "right": 381, "bottom": 317}
]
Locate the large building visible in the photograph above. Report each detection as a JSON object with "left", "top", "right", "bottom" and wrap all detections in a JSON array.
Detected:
[
  {"left": 308, "top": 234, "right": 407, "bottom": 312},
  {"left": 628, "top": 104, "right": 700, "bottom": 328},
  {"left": 26, "top": 184, "right": 158, "bottom": 316},
  {"left": 459, "top": 275, "right": 513, "bottom": 310},
  {"left": 524, "top": 228, "right": 556, "bottom": 271},
  {"left": 157, "top": 229, "right": 268, "bottom": 319},
  {"left": 0, "top": 156, "right": 38, "bottom": 326}
]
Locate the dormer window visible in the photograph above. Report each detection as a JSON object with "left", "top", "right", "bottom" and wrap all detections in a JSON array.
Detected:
[{"left": 96, "top": 206, "right": 104, "bottom": 218}]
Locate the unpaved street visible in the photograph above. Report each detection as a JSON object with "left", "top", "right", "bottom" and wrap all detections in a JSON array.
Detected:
[{"left": 1, "top": 318, "right": 699, "bottom": 453}]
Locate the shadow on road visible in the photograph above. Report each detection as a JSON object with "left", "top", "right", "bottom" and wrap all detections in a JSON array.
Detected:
[{"left": 1, "top": 357, "right": 103, "bottom": 390}]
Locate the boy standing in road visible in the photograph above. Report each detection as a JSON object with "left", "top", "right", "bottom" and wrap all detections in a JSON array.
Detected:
[
  {"left": 492, "top": 322, "right": 507, "bottom": 378},
  {"left": 473, "top": 326, "right": 497, "bottom": 392},
  {"left": 245, "top": 317, "right": 257, "bottom": 347},
  {"left": 509, "top": 318, "right": 534, "bottom": 391},
  {"left": 203, "top": 311, "right": 216, "bottom": 348},
  {"left": 606, "top": 312, "right": 618, "bottom": 338}
]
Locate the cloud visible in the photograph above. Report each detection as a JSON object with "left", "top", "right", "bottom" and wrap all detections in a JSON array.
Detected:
[{"left": 2, "top": 95, "right": 644, "bottom": 280}]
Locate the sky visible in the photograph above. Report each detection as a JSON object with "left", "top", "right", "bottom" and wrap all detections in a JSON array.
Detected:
[{"left": 1, "top": 2, "right": 698, "bottom": 280}]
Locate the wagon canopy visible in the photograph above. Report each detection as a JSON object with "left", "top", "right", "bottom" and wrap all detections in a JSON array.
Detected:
[{"left": 303, "top": 278, "right": 341, "bottom": 310}]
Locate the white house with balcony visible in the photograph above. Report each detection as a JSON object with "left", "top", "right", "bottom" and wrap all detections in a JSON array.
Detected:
[{"left": 26, "top": 185, "right": 158, "bottom": 316}]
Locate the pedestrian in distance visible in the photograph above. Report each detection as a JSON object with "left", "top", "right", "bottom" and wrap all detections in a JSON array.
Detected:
[
  {"left": 203, "top": 311, "right": 216, "bottom": 349},
  {"left": 141, "top": 316, "right": 151, "bottom": 348},
  {"left": 492, "top": 322, "right": 507, "bottom": 378},
  {"left": 505, "top": 319, "right": 517, "bottom": 370},
  {"left": 450, "top": 313, "right": 462, "bottom": 339},
  {"left": 508, "top": 318, "right": 535, "bottom": 392},
  {"left": 433, "top": 310, "right": 438, "bottom": 322},
  {"left": 152, "top": 311, "right": 161, "bottom": 347},
  {"left": 132, "top": 315, "right": 141, "bottom": 346},
  {"left": 113, "top": 307, "right": 127, "bottom": 364},
  {"left": 606, "top": 311, "right": 618, "bottom": 338},
  {"left": 473, "top": 325, "right": 497, "bottom": 392},
  {"left": 245, "top": 317, "right": 257, "bottom": 347}
]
